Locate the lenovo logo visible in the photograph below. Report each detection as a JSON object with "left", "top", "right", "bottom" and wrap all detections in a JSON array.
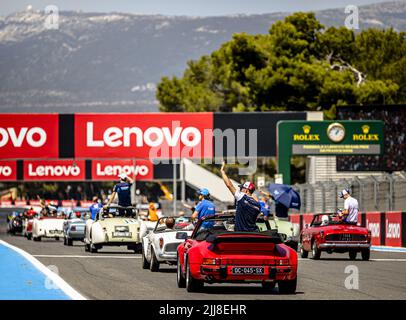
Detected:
[
  {"left": 386, "top": 220, "right": 400, "bottom": 239},
  {"left": 95, "top": 163, "right": 149, "bottom": 177},
  {"left": 86, "top": 122, "right": 201, "bottom": 148},
  {"left": 0, "top": 127, "right": 47, "bottom": 148},
  {"left": 24, "top": 161, "right": 86, "bottom": 181},
  {"left": 0, "top": 165, "right": 12, "bottom": 176},
  {"left": 28, "top": 164, "right": 81, "bottom": 177},
  {"left": 367, "top": 221, "right": 380, "bottom": 238}
]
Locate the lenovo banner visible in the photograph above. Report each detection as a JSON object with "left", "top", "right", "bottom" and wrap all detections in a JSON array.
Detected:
[
  {"left": 385, "top": 211, "right": 402, "bottom": 247},
  {"left": 24, "top": 160, "right": 86, "bottom": 181},
  {"left": 74, "top": 113, "right": 213, "bottom": 159},
  {"left": 365, "top": 212, "right": 382, "bottom": 246},
  {"left": 302, "top": 214, "right": 314, "bottom": 230},
  {"left": 0, "top": 114, "right": 59, "bottom": 159},
  {"left": 0, "top": 161, "right": 17, "bottom": 181},
  {"left": 92, "top": 160, "right": 153, "bottom": 181}
]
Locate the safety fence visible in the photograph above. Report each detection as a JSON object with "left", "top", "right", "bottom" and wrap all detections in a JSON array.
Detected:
[
  {"left": 293, "top": 171, "right": 406, "bottom": 214},
  {"left": 289, "top": 211, "right": 406, "bottom": 248}
]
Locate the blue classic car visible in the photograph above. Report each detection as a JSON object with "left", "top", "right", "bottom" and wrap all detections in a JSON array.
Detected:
[{"left": 63, "top": 207, "right": 88, "bottom": 246}]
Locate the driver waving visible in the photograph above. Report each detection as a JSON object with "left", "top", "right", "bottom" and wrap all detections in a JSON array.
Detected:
[{"left": 220, "top": 161, "right": 261, "bottom": 232}]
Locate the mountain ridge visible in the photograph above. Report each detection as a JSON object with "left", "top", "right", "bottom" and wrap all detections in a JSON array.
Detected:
[{"left": 0, "top": 1, "right": 405, "bottom": 113}]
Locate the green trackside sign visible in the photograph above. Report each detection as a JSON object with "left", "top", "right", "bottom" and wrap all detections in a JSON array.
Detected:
[{"left": 277, "top": 120, "right": 384, "bottom": 185}]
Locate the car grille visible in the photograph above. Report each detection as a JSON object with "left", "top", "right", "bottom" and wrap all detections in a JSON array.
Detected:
[
  {"left": 325, "top": 234, "right": 366, "bottom": 242},
  {"left": 164, "top": 243, "right": 179, "bottom": 253}
]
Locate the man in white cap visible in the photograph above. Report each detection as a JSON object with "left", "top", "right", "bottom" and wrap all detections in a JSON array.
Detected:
[
  {"left": 338, "top": 188, "right": 358, "bottom": 224},
  {"left": 104, "top": 173, "right": 133, "bottom": 216}
]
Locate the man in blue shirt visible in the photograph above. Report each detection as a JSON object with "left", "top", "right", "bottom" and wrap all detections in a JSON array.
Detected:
[
  {"left": 105, "top": 173, "right": 134, "bottom": 216},
  {"left": 220, "top": 162, "right": 261, "bottom": 232},
  {"left": 191, "top": 188, "right": 216, "bottom": 228},
  {"left": 89, "top": 196, "right": 102, "bottom": 220},
  {"left": 259, "top": 196, "right": 270, "bottom": 219}
]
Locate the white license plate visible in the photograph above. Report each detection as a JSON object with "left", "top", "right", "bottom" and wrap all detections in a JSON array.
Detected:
[
  {"left": 231, "top": 267, "right": 265, "bottom": 275},
  {"left": 112, "top": 232, "right": 132, "bottom": 238}
]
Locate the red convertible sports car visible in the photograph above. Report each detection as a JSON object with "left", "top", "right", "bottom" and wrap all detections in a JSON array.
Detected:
[
  {"left": 176, "top": 214, "right": 298, "bottom": 293},
  {"left": 299, "top": 213, "right": 371, "bottom": 260}
]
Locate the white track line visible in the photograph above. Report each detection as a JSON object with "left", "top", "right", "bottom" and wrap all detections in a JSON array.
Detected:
[
  {"left": 33, "top": 254, "right": 141, "bottom": 259},
  {"left": 0, "top": 240, "right": 87, "bottom": 300}
]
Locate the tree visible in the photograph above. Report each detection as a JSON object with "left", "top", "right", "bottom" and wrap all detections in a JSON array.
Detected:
[{"left": 157, "top": 12, "right": 405, "bottom": 114}]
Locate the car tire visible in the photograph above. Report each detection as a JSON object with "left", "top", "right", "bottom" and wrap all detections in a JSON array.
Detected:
[
  {"left": 141, "top": 245, "right": 150, "bottom": 269},
  {"left": 361, "top": 249, "right": 370, "bottom": 261},
  {"left": 149, "top": 247, "right": 160, "bottom": 272},
  {"left": 349, "top": 250, "right": 357, "bottom": 260},
  {"left": 186, "top": 259, "right": 203, "bottom": 293},
  {"left": 311, "top": 240, "right": 321, "bottom": 260},
  {"left": 67, "top": 238, "right": 73, "bottom": 246},
  {"left": 33, "top": 236, "right": 41, "bottom": 242},
  {"left": 278, "top": 277, "right": 297, "bottom": 294},
  {"left": 55, "top": 237, "right": 60, "bottom": 241},
  {"left": 177, "top": 255, "right": 186, "bottom": 288},
  {"left": 90, "top": 243, "right": 98, "bottom": 253},
  {"left": 262, "top": 281, "right": 276, "bottom": 292},
  {"left": 299, "top": 242, "right": 308, "bottom": 258}
]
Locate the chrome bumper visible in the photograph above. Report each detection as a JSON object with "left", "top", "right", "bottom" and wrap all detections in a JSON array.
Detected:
[
  {"left": 158, "top": 252, "right": 177, "bottom": 261},
  {"left": 319, "top": 243, "right": 371, "bottom": 249}
]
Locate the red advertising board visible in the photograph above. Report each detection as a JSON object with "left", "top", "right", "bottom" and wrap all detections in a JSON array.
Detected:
[
  {"left": 0, "top": 114, "right": 58, "bottom": 159},
  {"left": 385, "top": 211, "right": 402, "bottom": 247},
  {"left": 74, "top": 113, "right": 213, "bottom": 159},
  {"left": 23, "top": 160, "right": 85, "bottom": 181},
  {"left": 365, "top": 212, "right": 381, "bottom": 245},
  {"left": 92, "top": 159, "right": 153, "bottom": 181},
  {"left": 0, "top": 161, "right": 17, "bottom": 181},
  {"left": 302, "top": 213, "right": 314, "bottom": 229},
  {"left": 289, "top": 214, "right": 301, "bottom": 232}
]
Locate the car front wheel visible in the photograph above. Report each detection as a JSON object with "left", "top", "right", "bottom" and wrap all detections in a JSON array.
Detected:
[
  {"left": 349, "top": 250, "right": 357, "bottom": 260},
  {"left": 299, "top": 242, "right": 308, "bottom": 258},
  {"left": 177, "top": 255, "right": 186, "bottom": 288},
  {"left": 361, "top": 249, "right": 370, "bottom": 261},
  {"left": 312, "top": 241, "right": 321, "bottom": 260}
]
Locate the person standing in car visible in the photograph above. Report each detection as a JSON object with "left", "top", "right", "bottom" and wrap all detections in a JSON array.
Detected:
[
  {"left": 104, "top": 173, "right": 134, "bottom": 217},
  {"left": 220, "top": 162, "right": 261, "bottom": 232},
  {"left": 338, "top": 188, "right": 359, "bottom": 224}
]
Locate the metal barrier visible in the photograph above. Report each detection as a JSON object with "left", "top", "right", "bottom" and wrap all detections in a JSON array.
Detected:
[{"left": 293, "top": 171, "right": 406, "bottom": 213}]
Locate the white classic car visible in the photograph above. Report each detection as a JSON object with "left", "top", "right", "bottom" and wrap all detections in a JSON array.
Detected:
[
  {"left": 142, "top": 216, "right": 193, "bottom": 272},
  {"left": 32, "top": 215, "right": 65, "bottom": 241},
  {"left": 84, "top": 205, "right": 141, "bottom": 253}
]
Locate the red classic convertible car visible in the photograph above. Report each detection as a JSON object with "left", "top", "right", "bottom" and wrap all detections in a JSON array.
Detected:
[
  {"left": 299, "top": 213, "right": 371, "bottom": 260},
  {"left": 176, "top": 214, "right": 298, "bottom": 294}
]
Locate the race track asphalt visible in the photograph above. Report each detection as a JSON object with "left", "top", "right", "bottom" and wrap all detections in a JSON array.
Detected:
[{"left": 1, "top": 210, "right": 406, "bottom": 300}]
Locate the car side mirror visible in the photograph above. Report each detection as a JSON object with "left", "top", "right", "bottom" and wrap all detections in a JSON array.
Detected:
[{"left": 176, "top": 232, "right": 189, "bottom": 240}]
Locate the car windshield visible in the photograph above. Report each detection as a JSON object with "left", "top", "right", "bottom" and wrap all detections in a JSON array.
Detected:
[
  {"left": 193, "top": 215, "right": 273, "bottom": 241},
  {"left": 100, "top": 207, "right": 136, "bottom": 218},
  {"left": 311, "top": 214, "right": 348, "bottom": 227},
  {"left": 155, "top": 217, "right": 193, "bottom": 232}
]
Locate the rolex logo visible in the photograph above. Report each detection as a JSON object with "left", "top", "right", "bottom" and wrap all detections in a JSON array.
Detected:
[
  {"left": 362, "top": 125, "right": 370, "bottom": 134},
  {"left": 303, "top": 125, "right": 311, "bottom": 134}
]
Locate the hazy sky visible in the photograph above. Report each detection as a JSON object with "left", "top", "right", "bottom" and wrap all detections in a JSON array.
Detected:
[{"left": 0, "top": 0, "right": 396, "bottom": 17}]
